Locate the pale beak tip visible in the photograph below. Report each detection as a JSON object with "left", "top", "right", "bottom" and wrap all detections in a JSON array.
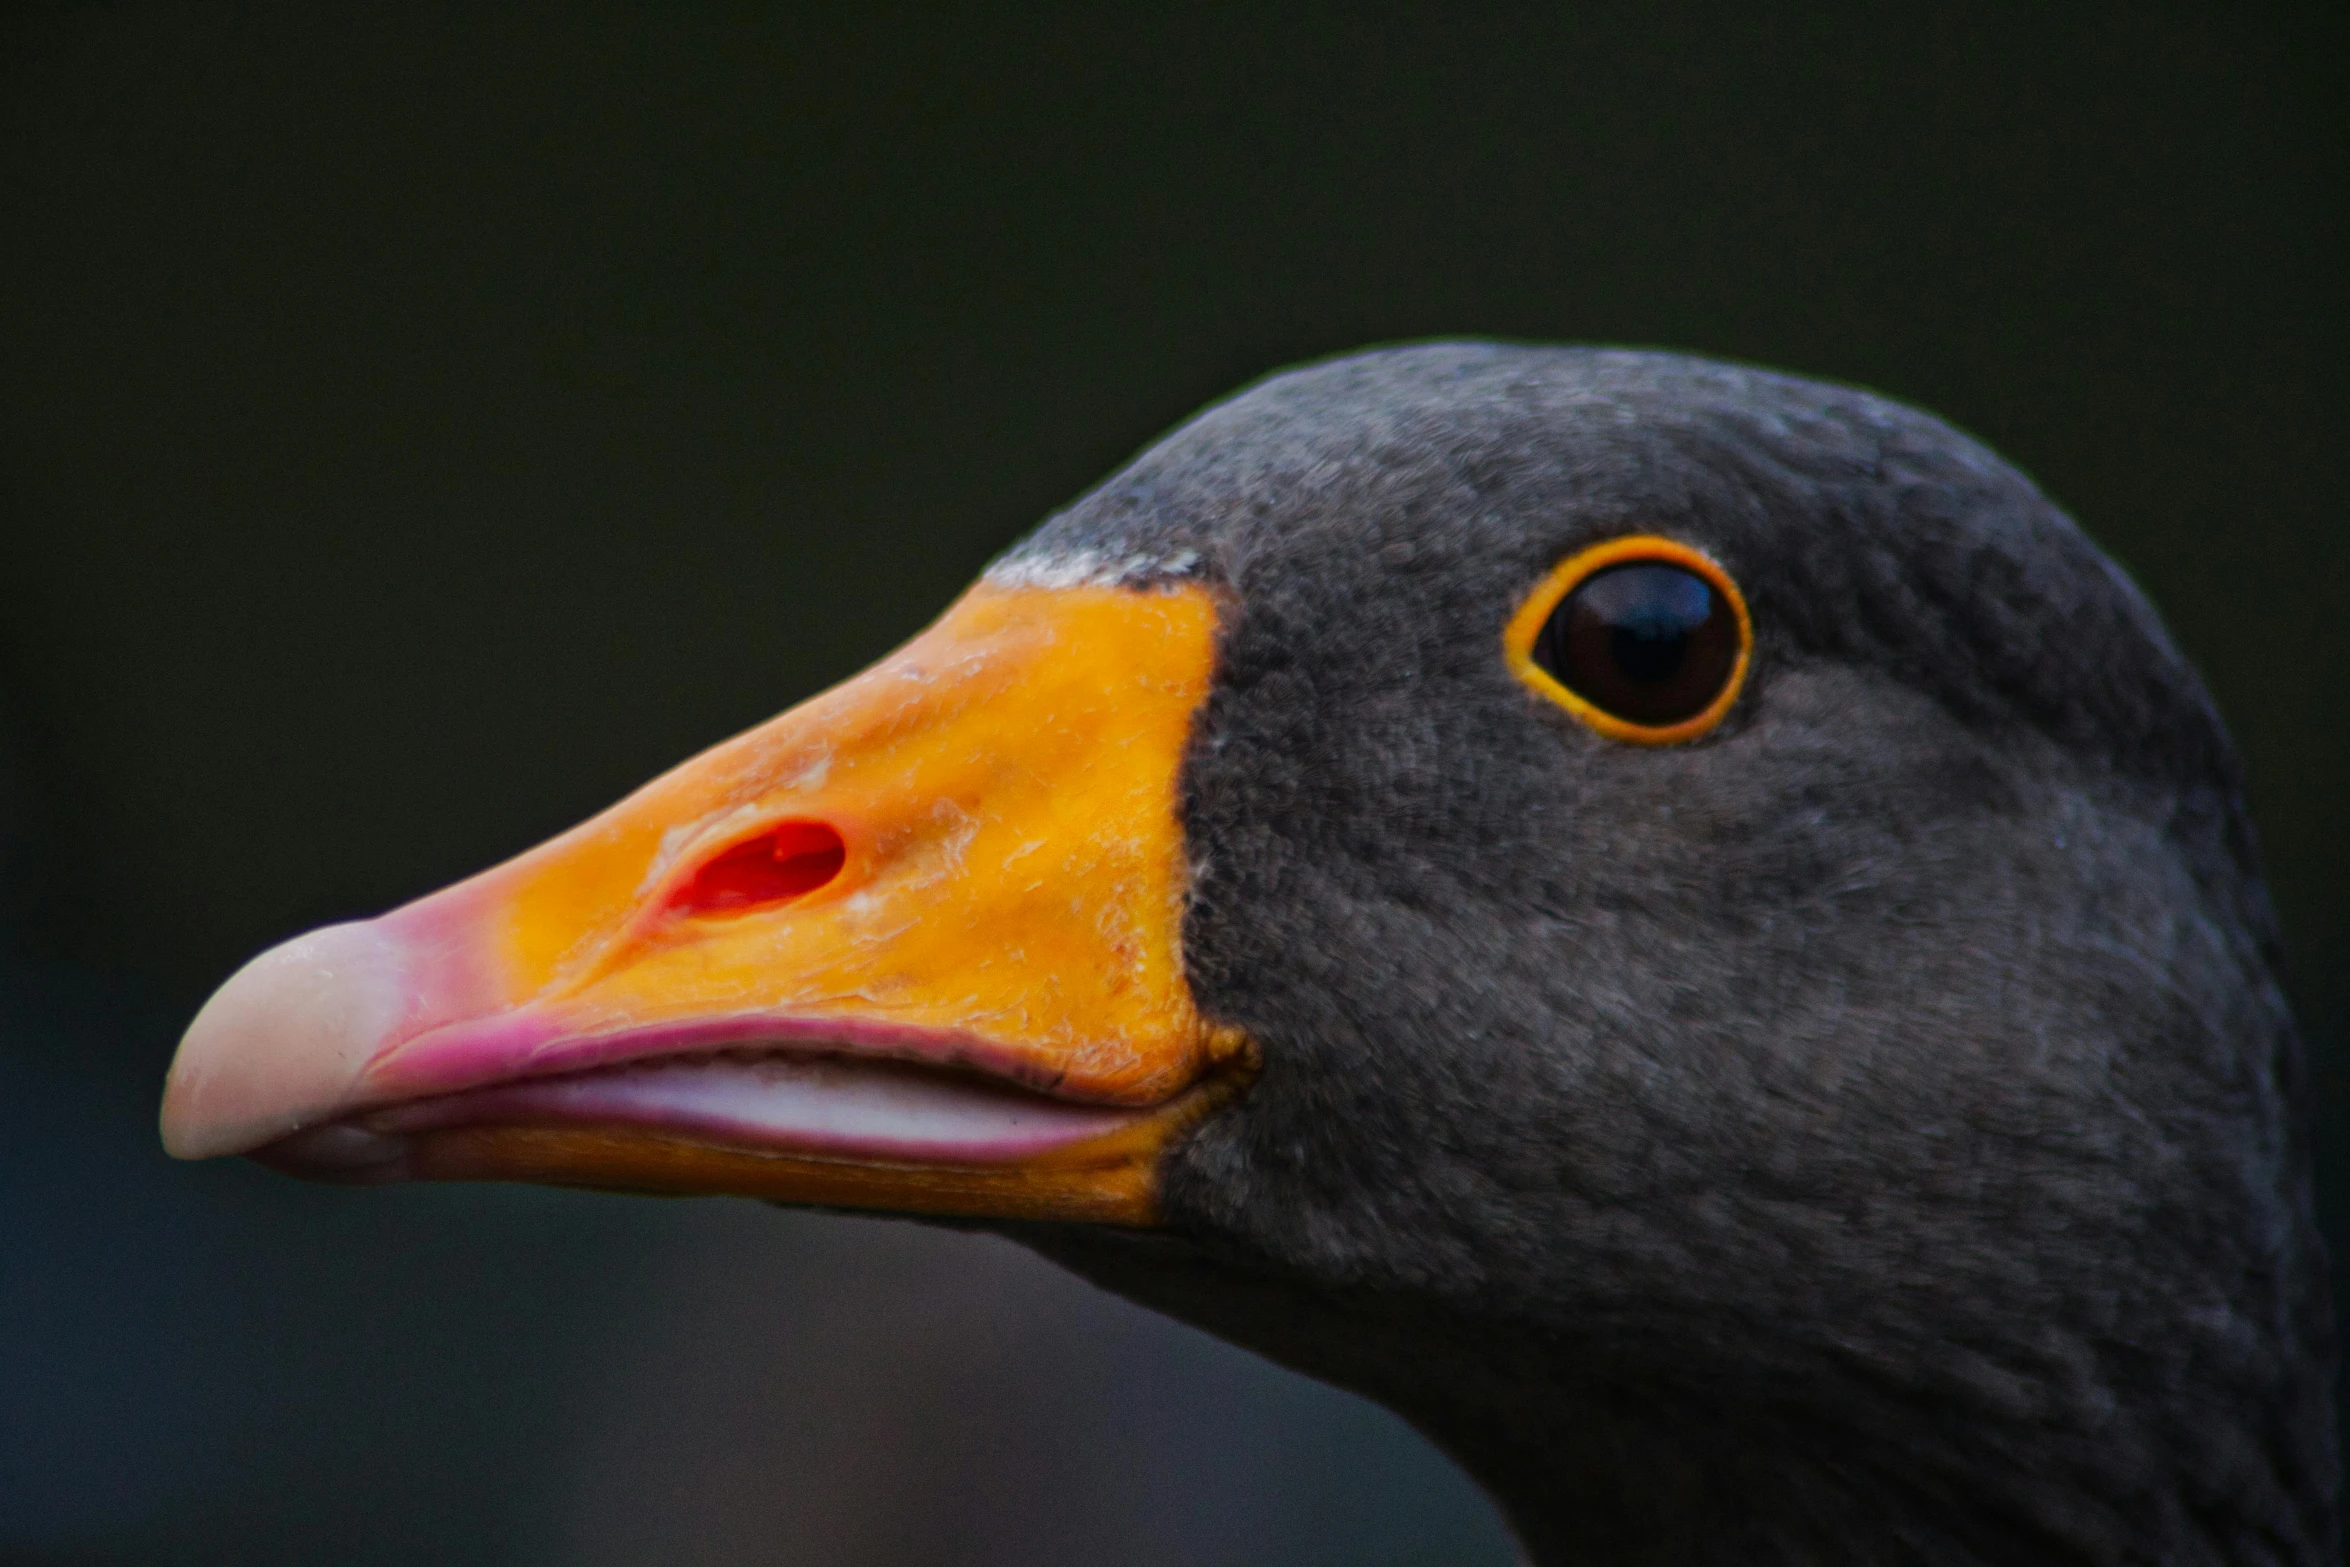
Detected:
[{"left": 160, "top": 921, "right": 412, "bottom": 1161}]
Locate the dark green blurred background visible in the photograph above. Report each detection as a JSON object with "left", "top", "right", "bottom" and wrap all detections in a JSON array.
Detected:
[{"left": 2, "top": 6, "right": 2342, "bottom": 1563}]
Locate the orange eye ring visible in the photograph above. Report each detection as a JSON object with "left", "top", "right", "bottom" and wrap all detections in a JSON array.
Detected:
[{"left": 1503, "top": 534, "right": 1752, "bottom": 745}]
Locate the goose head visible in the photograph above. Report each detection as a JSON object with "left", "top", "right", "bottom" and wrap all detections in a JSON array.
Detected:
[{"left": 161, "top": 344, "right": 2337, "bottom": 1564}]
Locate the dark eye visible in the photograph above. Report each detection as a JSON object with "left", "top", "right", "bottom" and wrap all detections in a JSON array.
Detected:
[
  {"left": 1532, "top": 562, "right": 1738, "bottom": 726},
  {"left": 1506, "top": 537, "right": 1751, "bottom": 743}
]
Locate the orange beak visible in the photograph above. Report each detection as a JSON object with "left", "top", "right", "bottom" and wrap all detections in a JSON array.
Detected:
[{"left": 159, "top": 578, "right": 1252, "bottom": 1225}]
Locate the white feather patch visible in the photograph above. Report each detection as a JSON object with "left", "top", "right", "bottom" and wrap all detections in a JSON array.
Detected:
[{"left": 985, "top": 547, "right": 1200, "bottom": 590}]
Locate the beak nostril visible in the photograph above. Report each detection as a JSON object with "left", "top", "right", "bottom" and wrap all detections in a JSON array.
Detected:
[{"left": 672, "top": 820, "right": 847, "bottom": 915}]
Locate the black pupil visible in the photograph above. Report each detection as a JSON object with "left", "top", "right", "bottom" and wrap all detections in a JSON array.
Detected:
[{"left": 1531, "top": 561, "right": 1739, "bottom": 728}]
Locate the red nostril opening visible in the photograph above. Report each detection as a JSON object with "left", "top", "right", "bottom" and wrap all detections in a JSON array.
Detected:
[{"left": 672, "top": 821, "right": 847, "bottom": 915}]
